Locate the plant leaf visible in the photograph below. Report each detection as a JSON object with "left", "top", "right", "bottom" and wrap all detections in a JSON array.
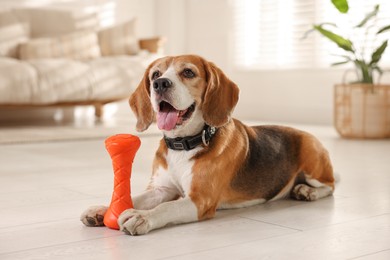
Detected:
[
  {"left": 370, "top": 40, "right": 388, "bottom": 65},
  {"left": 302, "top": 23, "right": 337, "bottom": 40},
  {"left": 331, "top": 60, "right": 351, "bottom": 66},
  {"left": 355, "top": 4, "right": 379, "bottom": 28},
  {"left": 373, "top": 65, "right": 383, "bottom": 75},
  {"left": 313, "top": 25, "right": 354, "bottom": 52},
  {"left": 331, "top": 0, "right": 349, "bottom": 13},
  {"left": 354, "top": 60, "right": 373, "bottom": 83},
  {"left": 378, "top": 25, "right": 390, "bottom": 34},
  {"left": 330, "top": 54, "right": 352, "bottom": 59}
]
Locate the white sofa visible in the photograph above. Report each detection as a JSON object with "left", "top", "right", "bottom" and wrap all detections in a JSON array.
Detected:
[{"left": 0, "top": 7, "right": 164, "bottom": 118}]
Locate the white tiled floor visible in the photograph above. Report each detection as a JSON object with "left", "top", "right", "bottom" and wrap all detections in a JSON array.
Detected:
[{"left": 0, "top": 121, "right": 389, "bottom": 260}]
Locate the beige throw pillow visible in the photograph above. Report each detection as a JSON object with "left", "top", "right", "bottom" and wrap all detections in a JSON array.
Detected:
[
  {"left": 19, "top": 30, "right": 101, "bottom": 60},
  {"left": 98, "top": 18, "right": 140, "bottom": 56},
  {"left": 0, "top": 10, "right": 30, "bottom": 58}
]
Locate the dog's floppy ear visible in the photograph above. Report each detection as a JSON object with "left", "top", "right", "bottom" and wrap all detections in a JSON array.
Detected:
[
  {"left": 201, "top": 60, "right": 239, "bottom": 128},
  {"left": 129, "top": 64, "right": 155, "bottom": 132}
]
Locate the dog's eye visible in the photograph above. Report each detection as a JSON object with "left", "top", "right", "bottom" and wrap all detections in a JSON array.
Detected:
[
  {"left": 182, "top": 68, "right": 196, "bottom": 79},
  {"left": 152, "top": 71, "right": 161, "bottom": 80}
]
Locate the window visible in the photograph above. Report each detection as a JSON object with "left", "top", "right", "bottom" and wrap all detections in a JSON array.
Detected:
[{"left": 232, "top": 0, "right": 390, "bottom": 70}]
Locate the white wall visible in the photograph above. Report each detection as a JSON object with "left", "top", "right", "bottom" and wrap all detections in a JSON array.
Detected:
[
  {"left": 115, "top": 0, "right": 155, "bottom": 38},
  {"left": 154, "top": 0, "right": 186, "bottom": 54},
  {"left": 231, "top": 69, "right": 343, "bottom": 124},
  {"left": 156, "top": 0, "right": 345, "bottom": 125}
]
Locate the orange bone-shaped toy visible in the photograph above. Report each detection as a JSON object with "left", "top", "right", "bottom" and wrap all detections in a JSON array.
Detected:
[{"left": 103, "top": 134, "right": 141, "bottom": 230}]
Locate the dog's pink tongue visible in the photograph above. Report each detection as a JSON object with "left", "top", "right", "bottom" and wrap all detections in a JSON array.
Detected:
[{"left": 157, "top": 110, "right": 178, "bottom": 130}]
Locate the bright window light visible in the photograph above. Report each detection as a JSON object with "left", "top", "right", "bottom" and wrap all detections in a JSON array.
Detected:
[{"left": 232, "top": 0, "right": 390, "bottom": 70}]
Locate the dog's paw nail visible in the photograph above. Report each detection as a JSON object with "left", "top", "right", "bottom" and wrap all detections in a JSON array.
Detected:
[
  {"left": 86, "top": 216, "right": 97, "bottom": 226},
  {"left": 122, "top": 227, "right": 131, "bottom": 235},
  {"left": 96, "top": 214, "right": 104, "bottom": 224}
]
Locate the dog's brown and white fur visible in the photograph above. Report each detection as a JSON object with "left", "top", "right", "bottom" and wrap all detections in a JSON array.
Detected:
[{"left": 81, "top": 55, "right": 335, "bottom": 235}]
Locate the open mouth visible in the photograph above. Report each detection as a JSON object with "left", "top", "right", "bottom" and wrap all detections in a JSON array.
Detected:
[{"left": 157, "top": 101, "right": 196, "bottom": 131}]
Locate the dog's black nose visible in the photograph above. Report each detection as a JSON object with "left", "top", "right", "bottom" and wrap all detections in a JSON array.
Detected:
[{"left": 153, "top": 78, "right": 173, "bottom": 94}]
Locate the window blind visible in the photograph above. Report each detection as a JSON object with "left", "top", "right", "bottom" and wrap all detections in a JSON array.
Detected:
[{"left": 232, "top": 0, "right": 390, "bottom": 70}]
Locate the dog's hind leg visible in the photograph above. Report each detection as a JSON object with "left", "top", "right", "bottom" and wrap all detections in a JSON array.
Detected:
[
  {"left": 291, "top": 182, "right": 333, "bottom": 201},
  {"left": 292, "top": 134, "right": 335, "bottom": 202}
]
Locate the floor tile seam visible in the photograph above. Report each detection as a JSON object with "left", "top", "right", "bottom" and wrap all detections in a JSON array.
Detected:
[
  {"left": 0, "top": 165, "right": 110, "bottom": 176},
  {"left": 237, "top": 212, "right": 390, "bottom": 234},
  {"left": 0, "top": 195, "right": 106, "bottom": 211},
  {"left": 0, "top": 217, "right": 84, "bottom": 232},
  {"left": 237, "top": 215, "right": 303, "bottom": 232},
  {"left": 0, "top": 186, "right": 102, "bottom": 199},
  {"left": 347, "top": 248, "right": 390, "bottom": 260},
  {"left": 61, "top": 186, "right": 109, "bottom": 198},
  {"left": 0, "top": 187, "right": 106, "bottom": 197},
  {"left": 0, "top": 186, "right": 92, "bottom": 196},
  {"left": 0, "top": 233, "right": 123, "bottom": 257},
  {"left": 302, "top": 212, "right": 390, "bottom": 232},
  {"left": 155, "top": 228, "right": 300, "bottom": 260}
]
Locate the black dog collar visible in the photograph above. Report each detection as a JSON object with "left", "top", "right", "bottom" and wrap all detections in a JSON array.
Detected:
[{"left": 164, "top": 125, "right": 217, "bottom": 151}]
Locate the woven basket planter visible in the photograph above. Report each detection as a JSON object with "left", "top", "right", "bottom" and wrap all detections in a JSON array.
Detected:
[{"left": 334, "top": 84, "right": 390, "bottom": 139}]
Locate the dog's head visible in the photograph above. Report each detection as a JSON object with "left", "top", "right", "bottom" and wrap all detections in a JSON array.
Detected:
[{"left": 129, "top": 55, "right": 239, "bottom": 137}]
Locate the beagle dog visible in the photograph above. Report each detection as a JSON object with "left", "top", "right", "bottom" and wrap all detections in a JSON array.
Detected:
[{"left": 81, "top": 55, "right": 335, "bottom": 235}]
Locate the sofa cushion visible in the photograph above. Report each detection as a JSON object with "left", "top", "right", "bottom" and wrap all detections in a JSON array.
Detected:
[
  {"left": 0, "top": 52, "right": 161, "bottom": 105},
  {"left": 13, "top": 7, "right": 98, "bottom": 38},
  {"left": 0, "top": 58, "right": 37, "bottom": 103},
  {"left": 19, "top": 30, "right": 101, "bottom": 60},
  {"left": 87, "top": 53, "right": 161, "bottom": 100},
  {"left": 26, "top": 59, "right": 94, "bottom": 103},
  {"left": 98, "top": 18, "right": 140, "bottom": 56},
  {"left": 0, "top": 9, "right": 29, "bottom": 58}
]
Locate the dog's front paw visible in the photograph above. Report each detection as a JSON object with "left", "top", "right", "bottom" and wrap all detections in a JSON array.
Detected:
[
  {"left": 80, "top": 205, "right": 108, "bottom": 227},
  {"left": 118, "top": 209, "right": 152, "bottom": 235}
]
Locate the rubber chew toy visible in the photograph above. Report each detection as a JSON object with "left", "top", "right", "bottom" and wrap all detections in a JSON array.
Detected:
[{"left": 103, "top": 134, "right": 141, "bottom": 230}]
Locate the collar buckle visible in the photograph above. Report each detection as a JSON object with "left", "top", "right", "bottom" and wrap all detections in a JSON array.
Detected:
[{"left": 202, "top": 126, "right": 216, "bottom": 146}]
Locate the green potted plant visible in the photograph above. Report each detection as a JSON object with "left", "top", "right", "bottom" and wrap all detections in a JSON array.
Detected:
[{"left": 306, "top": 0, "right": 390, "bottom": 138}]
